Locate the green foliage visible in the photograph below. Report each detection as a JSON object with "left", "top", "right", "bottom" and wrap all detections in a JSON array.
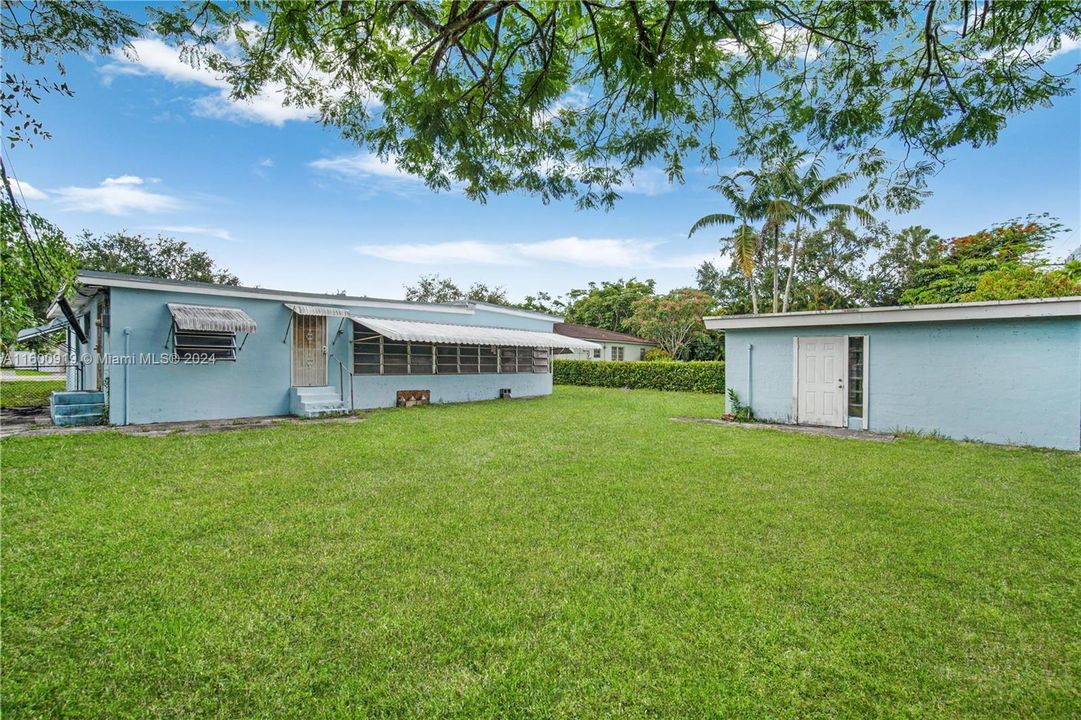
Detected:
[
  {"left": 403, "top": 273, "right": 510, "bottom": 305},
  {"left": 899, "top": 216, "right": 1067, "bottom": 305},
  {"left": 554, "top": 359, "right": 725, "bottom": 393},
  {"left": 642, "top": 347, "right": 673, "bottom": 362},
  {"left": 75, "top": 232, "right": 240, "bottom": 285},
  {"left": 862, "top": 226, "right": 943, "bottom": 306},
  {"left": 0, "top": 201, "right": 75, "bottom": 351},
  {"left": 726, "top": 388, "right": 753, "bottom": 422},
  {"left": 626, "top": 288, "right": 715, "bottom": 358},
  {"left": 517, "top": 291, "right": 566, "bottom": 316},
  {"left": 564, "top": 278, "right": 655, "bottom": 333},
  {"left": 138, "top": 2, "right": 1081, "bottom": 210},
  {"left": 959, "top": 265, "right": 1081, "bottom": 302}
]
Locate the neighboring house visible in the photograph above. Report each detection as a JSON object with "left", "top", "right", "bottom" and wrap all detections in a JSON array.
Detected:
[
  {"left": 47, "top": 271, "right": 600, "bottom": 426},
  {"left": 705, "top": 296, "right": 1081, "bottom": 451},
  {"left": 553, "top": 323, "right": 656, "bottom": 361}
]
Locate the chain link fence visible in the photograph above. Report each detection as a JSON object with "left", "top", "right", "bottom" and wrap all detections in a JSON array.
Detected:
[{"left": 1, "top": 352, "right": 73, "bottom": 412}]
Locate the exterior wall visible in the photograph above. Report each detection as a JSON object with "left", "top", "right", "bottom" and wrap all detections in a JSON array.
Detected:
[
  {"left": 561, "top": 342, "right": 654, "bottom": 361},
  {"left": 105, "top": 286, "right": 558, "bottom": 424},
  {"left": 724, "top": 317, "right": 1081, "bottom": 450}
]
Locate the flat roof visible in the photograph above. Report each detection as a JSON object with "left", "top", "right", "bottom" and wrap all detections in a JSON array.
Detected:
[
  {"left": 704, "top": 296, "right": 1081, "bottom": 330},
  {"left": 73, "top": 270, "right": 563, "bottom": 323}
]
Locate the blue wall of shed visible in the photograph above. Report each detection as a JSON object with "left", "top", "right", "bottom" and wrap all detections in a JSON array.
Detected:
[
  {"left": 105, "top": 287, "right": 556, "bottom": 424},
  {"left": 724, "top": 317, "right": 1081, "bottom": 450}
]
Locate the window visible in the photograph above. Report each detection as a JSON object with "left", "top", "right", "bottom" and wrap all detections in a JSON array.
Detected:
[
  {"left": 383, "top": 341, "right": 408, "bottom": 375},
  {"left": 174, "top": 329, "right": 237, "bottom": 361},
  {"left": 352, "top": 321, "right": 548, "bottom": 376},
  {"left": 410, "top": 343, "right": 434, "bottom": 374},
  {"left": 592, "top": 348, "right": 601, "bottom": 359},
  {"left": 500, "top": 347, "right": 518, "bottom": 373},
  {"left": 611, "top": 346, "right": 625, "bottom": 361},
  {"left": 354, "top": 337, "right": 381, "bottom": 375},
  {"left": 532, "top": 348, "right": 550, "bottom": 373},
  {"left": 436, "top": 346, "right": 459, "bottom": 374},
  {"left": 460, "top": 345, "right": 480, "bottom": 373},
  {"left": 848, "top": 336, "right": 864, "bottom": 418}
]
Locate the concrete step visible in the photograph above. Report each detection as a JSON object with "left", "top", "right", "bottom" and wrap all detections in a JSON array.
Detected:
[{"left": 51, "top": 390, "right": 105, "bottom": 405}]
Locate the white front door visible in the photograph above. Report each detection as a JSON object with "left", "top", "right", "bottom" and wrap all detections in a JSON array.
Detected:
[{"left": 796, "top": 336, "right": 845, "bottom": 427}]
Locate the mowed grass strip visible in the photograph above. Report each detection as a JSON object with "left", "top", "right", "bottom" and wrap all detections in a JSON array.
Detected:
[{"left": 2, "top": 386, "right": 1079, "bottom": 719}]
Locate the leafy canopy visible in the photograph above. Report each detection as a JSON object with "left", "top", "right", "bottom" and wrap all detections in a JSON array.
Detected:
[
  {"left": 898, "top": 216, "right": 1081, "bottom": 304},
  {"left": 75, "top": 231, "right": 241, "bottom": 286},
  {"left": 141, "top": 1, "right": 1081, "bottom": 209},
  {"left": 563, "top": 277, "right": 656, "bottom": 332},
  {"left": 626, "top": 288, "right": 715, "bottom": 358},
  {"left": 403, "top": 273, "right": 511, "bottom": 305}
]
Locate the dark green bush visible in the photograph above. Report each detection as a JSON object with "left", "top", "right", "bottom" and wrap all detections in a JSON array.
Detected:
[{"left": 554, "top": 359, "right": 725, "bottom": 393}]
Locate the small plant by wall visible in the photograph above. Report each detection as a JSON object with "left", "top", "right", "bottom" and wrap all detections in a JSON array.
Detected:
[
  {"left": 554, "top": 359, "right": 725, "bottom": 394},
  {"left": 725, "top": 389, "right": 753, "bottom": 422}
]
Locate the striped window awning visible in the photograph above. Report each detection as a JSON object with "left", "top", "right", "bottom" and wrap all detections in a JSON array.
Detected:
[
  {"left": 167, "top": 303, "right": 258, "bottom": 333},
  {"left": 284, "top": 303, "right": 353, "bottom": 317},
  {"left": 351, "top": 315, "right": 601, "bottom": 351}
]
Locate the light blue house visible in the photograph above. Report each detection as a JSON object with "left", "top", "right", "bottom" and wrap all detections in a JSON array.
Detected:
[
  {"left": 705, "top": 297, "right": 1081, "bottom": 451},
  {"left": 49, "top": 271, "right": 600, "bottom": 426}
]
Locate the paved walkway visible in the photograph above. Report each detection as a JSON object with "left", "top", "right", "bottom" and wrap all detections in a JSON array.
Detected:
[
  {"left": 0, "top": 370, "right": 65, "bottom": 381},
  {"left": 0, "top": 411, "right": 364, "bottom": 439},
  {"left": 671, "top": 416, "right": 896, "bottom": 442}
]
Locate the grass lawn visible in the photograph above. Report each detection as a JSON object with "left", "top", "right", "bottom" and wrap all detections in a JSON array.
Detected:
[
  {"left": 0, "top": 379, "right": 65, "bottom": 409},
  {"left": 3, "top": 386, "right": 1078, "bottom": 718}
]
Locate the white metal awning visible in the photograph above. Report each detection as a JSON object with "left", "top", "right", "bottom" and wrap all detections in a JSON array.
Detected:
[
  {"left": 284, "top": 303, "right": 353, "bottom": 317},
  {"left": 167, "top": 303, "right": 258, "bottom": 333},
  {"left": 351, "top": 316, "right": 602, "bottom": 351}
]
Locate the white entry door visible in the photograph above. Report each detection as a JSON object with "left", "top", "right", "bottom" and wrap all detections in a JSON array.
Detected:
[{"left": 796, "top": 337, "right": 845, "bottom": 427}]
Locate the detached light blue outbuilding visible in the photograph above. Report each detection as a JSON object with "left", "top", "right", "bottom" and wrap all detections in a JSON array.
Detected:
[
  {"left": 50, "top": 270, "right": 600, "bottom": 426},
  {"left": 705, "top": 297, "right": 1081, "bottom": 451}
]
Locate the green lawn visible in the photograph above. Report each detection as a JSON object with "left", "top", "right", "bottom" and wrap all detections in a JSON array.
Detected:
[
  {"left": 3, "top": 387, "right": 1078, "bottom": 718},
  {"left": 0, "top": 379, "right": 64, "bottom": 409}
]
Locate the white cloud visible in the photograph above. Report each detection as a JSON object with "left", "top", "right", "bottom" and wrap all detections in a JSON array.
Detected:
[
  {"left": 152, "top": 225, "right": 235, "bottom": 242},
  {"left": 355, "top": 237, "right": 715, "bottom": 270},
  {"left": 616, "top": 167, "right": 674, "bottom": 196},
  {"left": 258, "top": 158, "right": 274, "bottom": 167},
  {"left": 309, "top": 152, "right": 420, "bottom": 185},
  {"left": 356, "top": 240, "right": 514, "bottom": 265},
  {"left": 52, "top": 176, "right": 182, "bottom": 215},
  {"left": 5, "top": 177, "right": 49, "bottom": 201},
  {"left": 101, "top": 37, "right": 315, "bottom": 126}
]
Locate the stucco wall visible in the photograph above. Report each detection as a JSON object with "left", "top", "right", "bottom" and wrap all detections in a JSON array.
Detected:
[
  {"left": 562, "top": 342, "right": 653, "bottom": 361},
  {"left": 104, "top": 286, "right": 557, "bottom": 424},
  {"left": 724, "top": 317, "right": 1081, "bottom": 450}
]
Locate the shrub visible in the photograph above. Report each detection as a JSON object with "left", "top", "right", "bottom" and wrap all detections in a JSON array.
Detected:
[
  {"left": 642, "top": 348, "right": 673, "bottom": 362},
  {"left": 554, "top": 359, "right": 725, "bottom": 393}
]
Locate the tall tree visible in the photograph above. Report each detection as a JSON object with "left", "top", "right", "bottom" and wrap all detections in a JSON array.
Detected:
[
  {"left": 135, "top": 1, "right": 1080, "bottom": 210},
  {"left": 898, "top": 216, "right": 1077, "bottom": 304},
  {"left": 403, "top": 274, "right": 511, "bottom": 305},
  {"left": 626, "top": 289, "right": 715, "bottom": 359},
  {"left": 76, "top": 232, "right": 240, "bottom": 285},
  {"left": 862, "top": 225, "right": 942, "bottom": 306},
  {"left": 0, "top": 200, "right": 75, "bottom": 351},
  {"left": 563, "top": 278, "right": 656, "bottom": 332},
  {"left": 518, "top": 291, "right": 566, "bottom": 316},
  {"left": 688, "top": 175, "right": 763, "bottom": 314}
]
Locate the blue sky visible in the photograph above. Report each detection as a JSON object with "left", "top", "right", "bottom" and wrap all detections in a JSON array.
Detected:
[{"left": 5, "top": 32, "right": 1080, "bottom": 302}]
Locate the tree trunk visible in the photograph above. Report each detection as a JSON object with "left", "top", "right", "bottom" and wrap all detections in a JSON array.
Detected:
[
  {"left": 771, "top": 224, "right": 780, "bottom": 313},
  {"left": 748, "top": 275, "right": 759, "bottom": 314},
  {"left": 782, "top": 218, "right": 801, "bottom": 313}
]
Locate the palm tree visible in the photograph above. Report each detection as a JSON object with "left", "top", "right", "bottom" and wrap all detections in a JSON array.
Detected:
[
  {"left": 779, "top": 159, "right": 875, "bottom": 312},
  {"left": 731, "top": 157, "right": 804, "bottom": 313},
  {"left": 689, "top": 175, "right": 764, "bottom": 314}
]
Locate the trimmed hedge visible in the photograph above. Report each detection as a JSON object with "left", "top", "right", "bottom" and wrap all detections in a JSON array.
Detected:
[{"left": 554, "top": 359, "right": 725, "bottom": 393}]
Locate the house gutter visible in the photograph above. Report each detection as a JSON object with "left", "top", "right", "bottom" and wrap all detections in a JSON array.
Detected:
[{"left": 123, "top": 328, "right": 131, "bottom": 426}]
